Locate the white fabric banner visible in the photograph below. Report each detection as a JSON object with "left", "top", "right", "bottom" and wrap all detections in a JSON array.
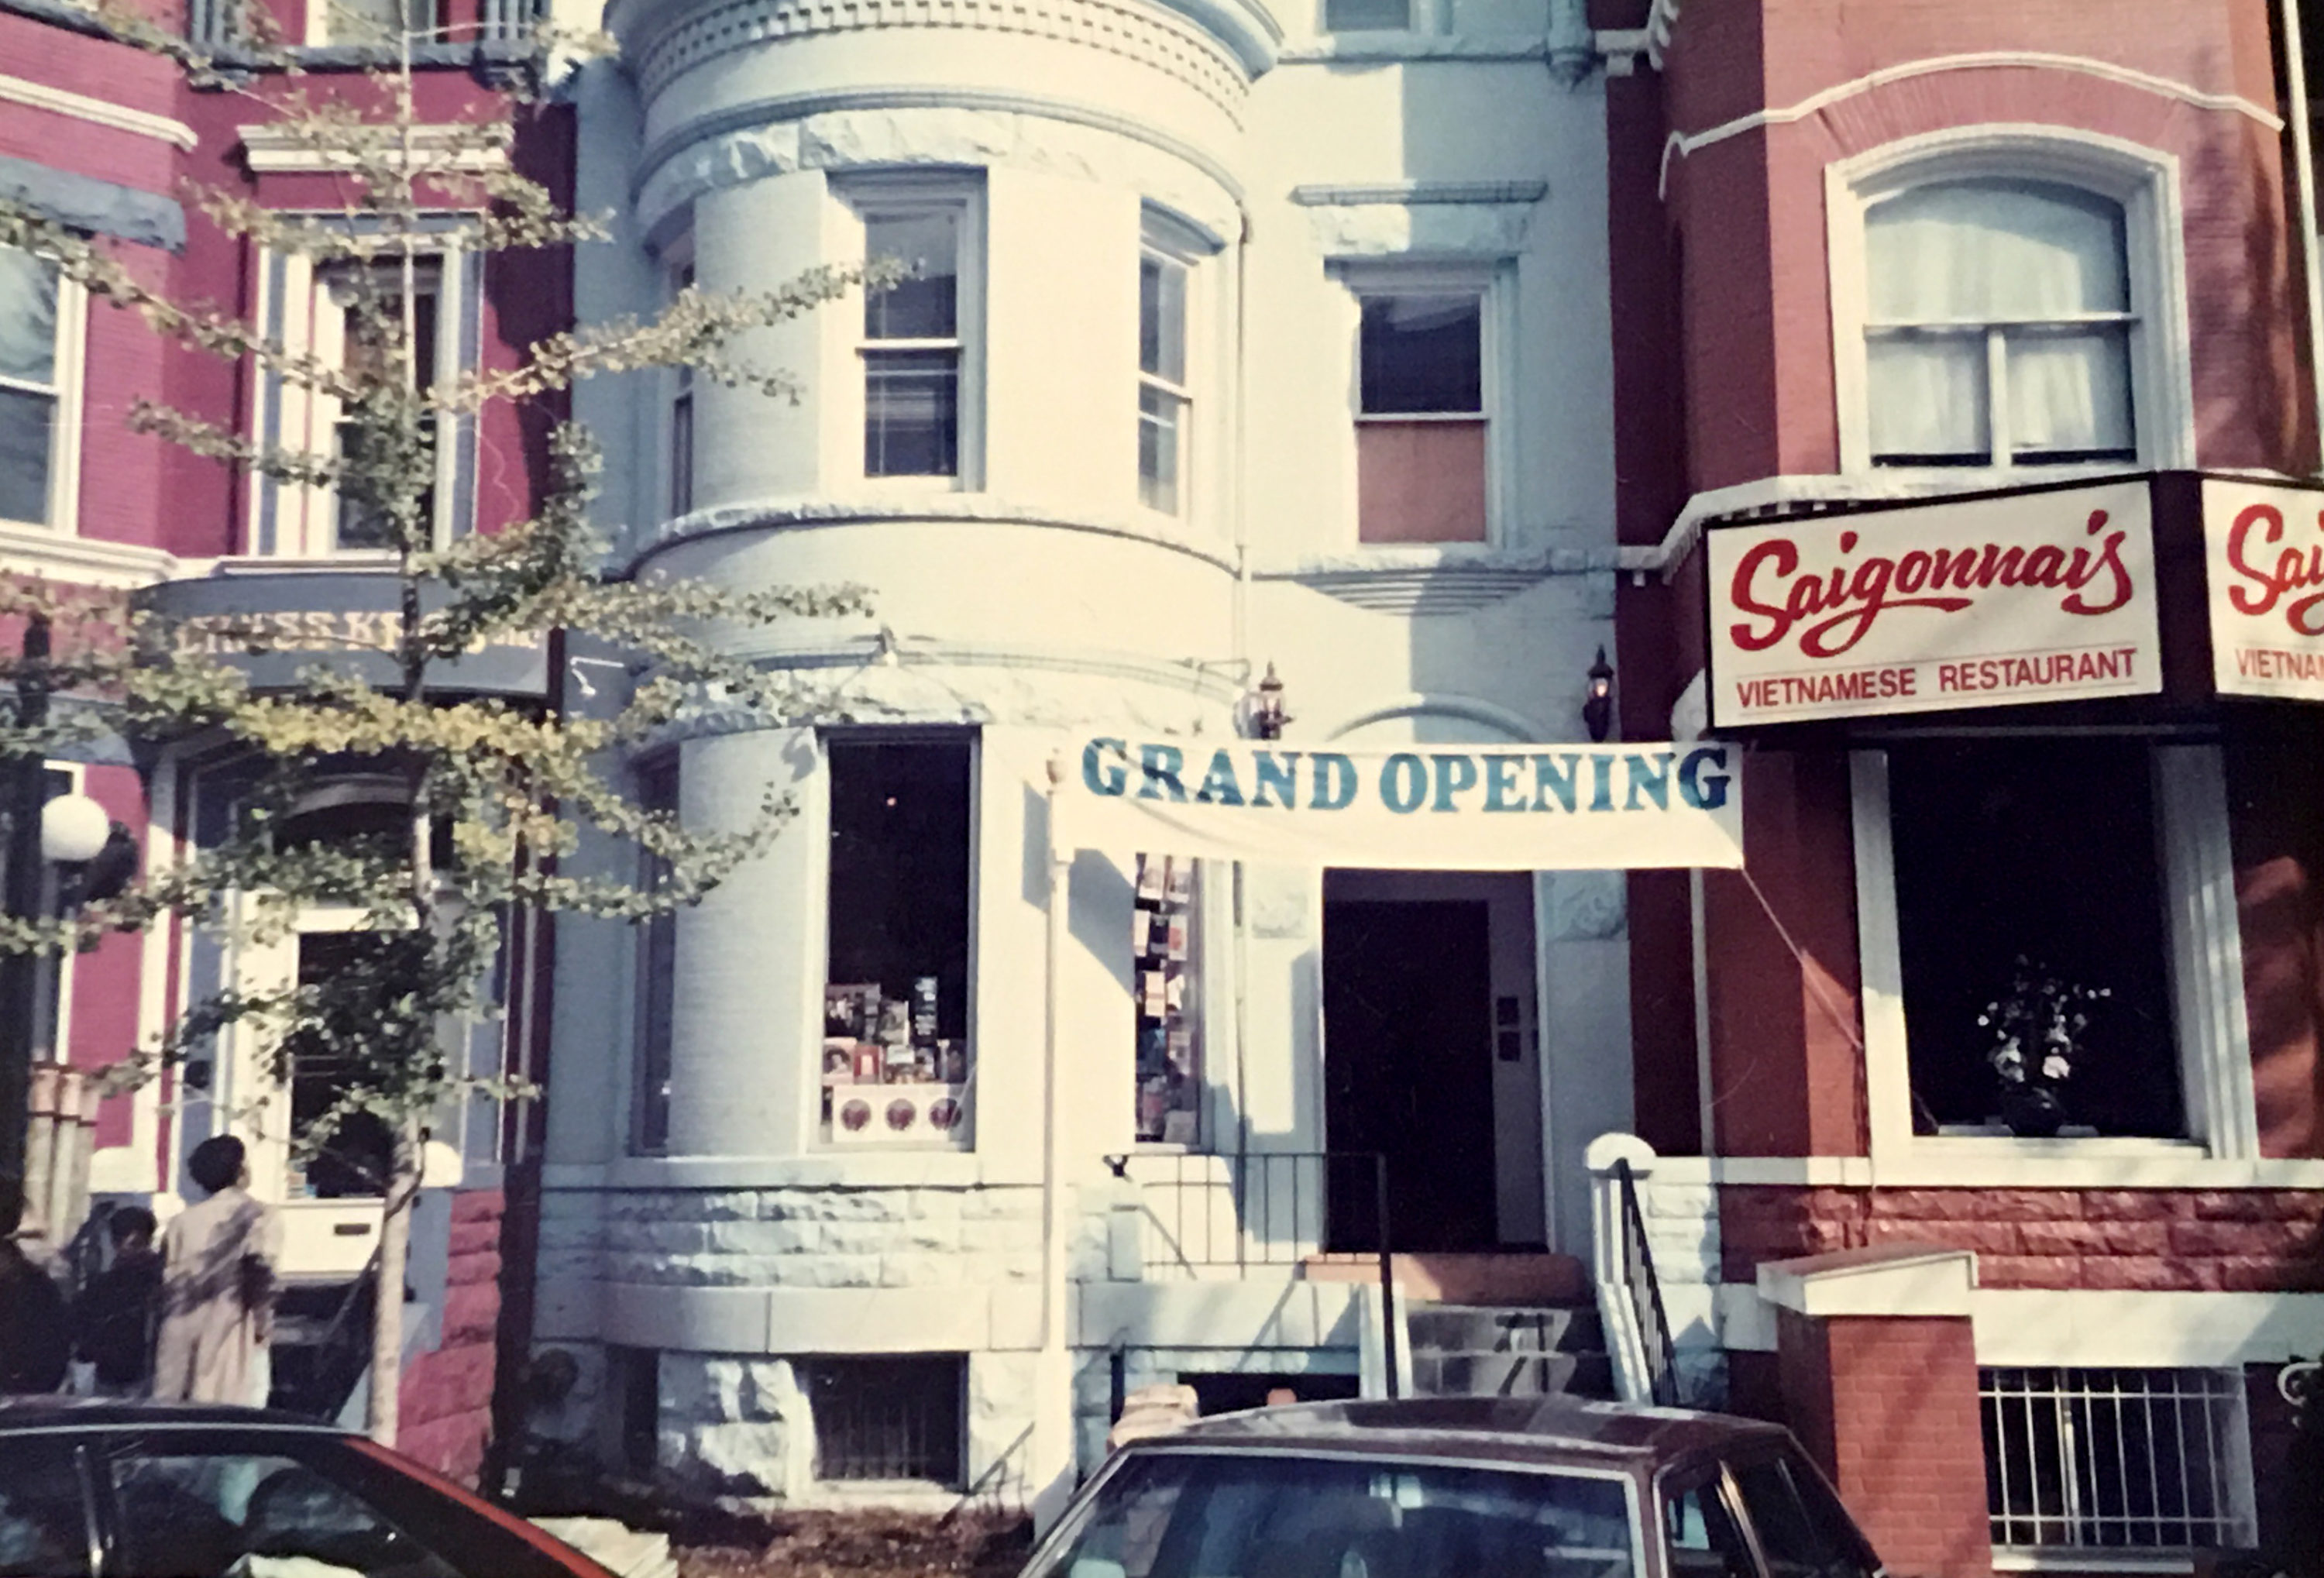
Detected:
[
  {"left": 1052, "top": 737, "right": 1745, "bottom": 871},
  {"left": 2202, "top": 478, "right": 2324, "bottom": 700}
]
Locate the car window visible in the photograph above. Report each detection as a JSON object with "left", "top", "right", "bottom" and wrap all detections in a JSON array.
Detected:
[
  {"left": 104, "top": 1449, "right": 461, "bottom": 1578},
  {"left": 1728, "top": 1459, "right": 1873, "bottom": 1578},
  {"left": 0, "top": 1439, "right": 92, "bottom": 1578},
  {"left": 1659, "top": 1473, "right": 1755, "bottom": 1578},
  {"left": 1028, "top": 1451, "right": 1640, "bottom": 1578}
]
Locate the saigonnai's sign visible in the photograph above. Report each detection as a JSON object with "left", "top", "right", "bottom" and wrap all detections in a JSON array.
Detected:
[
  {"left": 2202, "top": 478, "right": 2324, "bottom": 700},
  {"left": 1707, "top": 480, "right": 2161, "bottom": 727},
  {"left": 1053, "top": 738, "right": 1745, "bottom": 870}
]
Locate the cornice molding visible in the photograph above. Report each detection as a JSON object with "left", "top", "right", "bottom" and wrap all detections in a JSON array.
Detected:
[
  {"left": 621, "top": 495, "right": 1244, "bottom": 577},
  {"left": 1662, "top": 52, "right": 2284, "bottom": 194},
  {"left": 615, "top": 0, "right": 1266, "bottom": 122},
  {"left": 0, "top": 70, "right": 195, "bottom": 150},
  {"left": 239, "top": 120, "right": 513, "bottom": 174},
  {"left": 632, "top": 89, "right": 1247, "bottom": 235},
  {"left": 1290, "top": 180, "right": 1547, "bottom": 207},
  {"left": 0, "top": 524, "right": 180, "bottom": 590},
  {"left": 1253, "top": 545, "right": 1613, "bottom": 616}
]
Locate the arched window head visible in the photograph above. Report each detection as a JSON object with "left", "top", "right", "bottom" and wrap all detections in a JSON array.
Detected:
[{"left": 1862, "top": 178, "right": 2136, "bottom": 469}]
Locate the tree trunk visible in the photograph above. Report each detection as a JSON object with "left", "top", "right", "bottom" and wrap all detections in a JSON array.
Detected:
[{"left": 366, "top": 1120, "right": 421, "bottom": 1447}]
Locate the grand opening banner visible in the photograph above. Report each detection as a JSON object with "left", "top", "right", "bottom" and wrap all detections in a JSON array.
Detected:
[
  {"left": 1053, "top": 737, "right": 1745, "bottom": 870},
  {"left": 1707, "top": 480, "right": 2161, "bottom": 727}
]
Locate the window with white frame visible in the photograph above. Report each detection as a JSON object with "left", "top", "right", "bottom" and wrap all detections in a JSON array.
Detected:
[
  {"left": 666, "top": 258, "right": 696, "bottom": 520},
  {"left": 0, "top": 245, "right": 82, "bottom": 531},
  {"left": 1833, "top": 136, "right": 2192, "bottom": 476},
  {"left": 256, "top": 242, "right": 469, "bottom": 557},
  {"left": 1349, "top": 280, "right": 1492, "bottom": 543},
  {"left": 850, "top": 194, "right": 975, "bottom": 483},
  {"left": 1855, "top": 740, "right": 2255, "bottom": 1152},
  {"left": 1864, "top": 180, "right": 2135, "bottom": 468},
  {"left": 308, "top": 0, "right": 442, "bottom": 46},
  {"left": 1982, "top": 1367, "right": 2256, "bottom": 1555},
  {"left": 1139, "top": 241, "right": 1192, "bottom": 514}
]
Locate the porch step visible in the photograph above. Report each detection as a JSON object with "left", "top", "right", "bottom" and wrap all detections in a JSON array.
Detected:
[
  {"left": 1405, "top": 1303, "right": 1615, "bottom": 1402},
  {"left": 1302, "top": 1252, "right": 1589, "bottom": 1306}
]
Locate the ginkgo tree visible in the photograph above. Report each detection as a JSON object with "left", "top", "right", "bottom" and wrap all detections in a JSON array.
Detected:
[{"left": 0, "top": 0, "right": 885, "bottom": 1445}]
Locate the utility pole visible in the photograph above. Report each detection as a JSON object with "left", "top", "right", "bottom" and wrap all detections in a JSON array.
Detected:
[{"left": 0, "top": 614, "right": 51, "bottom": 1238}]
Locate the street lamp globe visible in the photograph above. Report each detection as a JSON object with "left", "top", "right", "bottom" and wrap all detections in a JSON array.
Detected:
[{"left": 40, "top": 793, "right": 112, "bottom": 865}]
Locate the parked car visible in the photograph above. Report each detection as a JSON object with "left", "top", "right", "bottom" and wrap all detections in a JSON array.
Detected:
[
  {"left": 0, "top": 1400, "right": 616, "bottom": 1577},
  {"left": 1025, "top": 1396, "right": 1883, "bottom": 1578}
]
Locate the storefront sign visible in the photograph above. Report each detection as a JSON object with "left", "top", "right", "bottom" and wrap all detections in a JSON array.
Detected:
[
  {"left": 2202, "top": 478, "right": 2324, "bottom": 700},
  {"left": 1054, "top": 739, "right": 1745, "bottom": 870},
  {"left": 1707, "top": 480, "right": 2161, "bottom": 727},
  {"left": 139, "top": 569, "right": 550, "bottom": 698}
]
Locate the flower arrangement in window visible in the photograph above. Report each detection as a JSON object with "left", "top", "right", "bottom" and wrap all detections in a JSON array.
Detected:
[{"left": 1979, "top": 957, "right": 2112, "bottom": 1138}]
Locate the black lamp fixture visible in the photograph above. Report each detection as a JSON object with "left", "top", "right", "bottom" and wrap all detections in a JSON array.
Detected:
[
  {"left": 1249, "top": 662, "right": 1291, "bottom": 741},
  {"left": 1582, "top": 646, "right": 1616, "bottom": 743}
]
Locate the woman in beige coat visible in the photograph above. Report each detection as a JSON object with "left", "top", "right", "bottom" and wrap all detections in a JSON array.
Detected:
[{"left": 153, "top": 1136, "right": 280, "bottom": 1408}]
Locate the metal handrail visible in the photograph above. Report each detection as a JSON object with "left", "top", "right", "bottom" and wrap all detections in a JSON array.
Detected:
[
  {"left": 1111, "top": 1150, "right": 1399, "bottom": 1399},
  {"left": 1609, "top": 1156, "right": 1681, "bottom": 1408}
]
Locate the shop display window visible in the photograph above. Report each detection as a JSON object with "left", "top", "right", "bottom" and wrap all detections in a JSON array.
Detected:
[
  {"left": 1133, "top": 854, "right": 1202, "bottom": 1145},
  {"left": 1886, "top": 738, "right": 2182, "bottom": 1139},
  {"left": 820, "top": 734, "right": 974, "bottom": 1147}
]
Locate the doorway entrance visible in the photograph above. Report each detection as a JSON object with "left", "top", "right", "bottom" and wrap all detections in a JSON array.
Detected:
[{"left": 1322, "top": 871, "right": 1542, "bottom": 1254}]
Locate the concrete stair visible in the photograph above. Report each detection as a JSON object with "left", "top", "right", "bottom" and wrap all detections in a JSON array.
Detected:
[{"left": 1404, "top": 1301, "right": 1615, "bottom": 1401}]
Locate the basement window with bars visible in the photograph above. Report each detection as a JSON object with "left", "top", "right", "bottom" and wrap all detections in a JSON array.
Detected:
[
  {"left": 1982, "top": 1367, "right": 2257, "bottom": 1556},
  {"left": 806, "top": 1356, "right": 964, "bottom": 1487}
]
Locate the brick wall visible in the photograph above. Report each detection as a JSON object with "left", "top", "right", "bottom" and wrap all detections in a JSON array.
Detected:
[
  {"left": 1722, "top": 1187, "right": 2324, "bottom": 1291},
  {"left": 398, "top": 1188, "right": 504, "bottom": 1484},
  {"left": 1779, "top": 1309, "right": 1992, "bottom": 1578}
]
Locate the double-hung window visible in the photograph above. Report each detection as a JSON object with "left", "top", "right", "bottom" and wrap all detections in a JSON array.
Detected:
[
  {"left": 0, "top": 245, "right": 81, "bottom": 531},
  {"left": 859, "top": 207, "right": 964, "bottom": 480},
  {"left": 667, "top": 260, "right": 696, "bottom": 519},
  {"left": 1138, "top": 245, "right": 1191, "bottom": 514},
  {"left": 1353, "top": 287, "right": 1489, "bottom": 543},
  {"left": 322, "top": 257, "right": 442, "bottom": 552}
]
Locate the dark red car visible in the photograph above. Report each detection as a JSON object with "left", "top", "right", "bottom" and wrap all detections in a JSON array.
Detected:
[
  {"left": 0, "top": 1401, "right": 615, "bottom": 1577},
  {"left": 1024, "top": 1396, "right": 1885, "bottom": 1578}
]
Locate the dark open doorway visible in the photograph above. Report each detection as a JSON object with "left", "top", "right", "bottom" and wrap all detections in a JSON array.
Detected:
[{"left": 1322, "top": 894, "right": 1497, "bottom": 1253}]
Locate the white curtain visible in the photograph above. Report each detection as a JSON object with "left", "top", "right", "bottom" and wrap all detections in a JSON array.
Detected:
[
  {"left": 1866, "top": 180, "right": 2133, "bottom": 459},
  {"left": 0, "top": 246, "right": 57, "bottom": 387}
]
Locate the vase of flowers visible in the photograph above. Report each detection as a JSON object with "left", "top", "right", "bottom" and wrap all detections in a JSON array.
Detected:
[{"left": 1978, "top": 957, "right": 2110, "bottom": 1139}]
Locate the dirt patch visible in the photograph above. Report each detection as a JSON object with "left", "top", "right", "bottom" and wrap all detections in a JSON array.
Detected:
[{"left": 673, "top": 1508, "right": 1035, "bottom": 1578}]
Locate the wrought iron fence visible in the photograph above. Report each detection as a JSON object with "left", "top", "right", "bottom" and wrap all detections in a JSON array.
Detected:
[
  {"left": 1112, "top": 1150, "right": 1399, "bottom": 1398},
  {"left": 1608, "top": 1156, "right": 1680, "bottom": 1408}
]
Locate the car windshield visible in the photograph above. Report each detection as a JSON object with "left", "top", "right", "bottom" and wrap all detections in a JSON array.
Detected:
[{"left": 1026, "top": 1450, "right": 1640, "bottom": 1578}]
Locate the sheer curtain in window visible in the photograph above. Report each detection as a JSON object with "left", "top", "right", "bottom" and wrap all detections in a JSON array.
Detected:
[
  {"left": 1865, "top": 180, "right": 2134, "bottom": 465},
  {"left": 0, "top": 247, "right": 59, "bottom": 525}
]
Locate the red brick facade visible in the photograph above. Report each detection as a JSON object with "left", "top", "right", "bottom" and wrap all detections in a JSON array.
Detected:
[
  {"left": 1723, "top": 1186, "right": 2324, "bottom": 1291},
  {"left": 397, "top": 1189, "right": 507, "bottom": 1483},
  {"left": 1776, "top": 1309, "right": 1992, "bottom": 1578}
]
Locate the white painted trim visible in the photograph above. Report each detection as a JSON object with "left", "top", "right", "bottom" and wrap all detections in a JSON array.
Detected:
[
  {"left": 1826, "top": 125, "right": 2198, "bottom": 478},
  {"left": 1992, "top": 1553, "right": 2194, "bottom": 1575},
  {"left": 1850, "top": 751, "right": 1913, "bottom": 1179},
  {"left": 1315, "top": 691, "right": 1548, "bottom": 744},
  {"left": 1660, "top": 53, "right": 2281, "bottom": 197},
  {"left": 1718, "top": 1281, "right": 2324, "bottom": 1362},
  {"left": 1648, "top": 1150, "right": 2324, "bottom": 1191},
  {"left": 0, "top": 73, "right": 197, "bottom": 151},
  {"left": 1756, "top": 1244, "right": 1977, "bottom": 1319},
  {"left": 2155, "top": 748, "right": 2260, "bottom": 1161},
  {"left": 0, "top": 521, "right": 177, "bottom": 589},
  {"left": 0, "top": 263, "right": 89, "bottom": 541},
  {"left": 239, "top": 122, "right": 512, "bottom": 175}
]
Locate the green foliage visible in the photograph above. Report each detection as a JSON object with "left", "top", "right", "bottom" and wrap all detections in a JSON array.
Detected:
[{"left": 0, "top": 1, "right": 892, "bottom": 1194}]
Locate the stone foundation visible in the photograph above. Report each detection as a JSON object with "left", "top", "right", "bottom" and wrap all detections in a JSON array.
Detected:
[{"left": 399, "top": 1188, "right": 505, "bottom": 1483}]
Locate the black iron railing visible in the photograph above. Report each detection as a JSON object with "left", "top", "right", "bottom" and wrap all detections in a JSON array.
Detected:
[
  {"left": 1610, "top": 1156, "right": 1681, "bottom": 1408},
  {"left": 1110, "top": 1150, "right": 1399, "bottom": 1399}
]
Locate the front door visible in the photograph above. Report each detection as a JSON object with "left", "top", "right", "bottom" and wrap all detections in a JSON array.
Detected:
[{"left": 1322, "top": 896, "right": 1497, "bottom": 1252}]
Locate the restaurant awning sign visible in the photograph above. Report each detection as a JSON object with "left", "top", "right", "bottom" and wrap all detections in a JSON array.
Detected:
[
  {"left": 1707, "top": 480, "right": 2161, "bottom": 727},
  {"left": 1054, "top": 738, "right": 1745, "bottom": 870},
  {"left": 2202, "top": 478, "right": 2324, "bottom": 700}
]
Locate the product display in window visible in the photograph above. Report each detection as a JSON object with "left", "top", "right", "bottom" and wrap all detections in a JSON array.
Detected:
[
  {"left": 820, "top": 980, "right": 971, "bottom": 1146},
  {"left": 1133, "top": 854, "right": 1202, "bottom": 1146}
]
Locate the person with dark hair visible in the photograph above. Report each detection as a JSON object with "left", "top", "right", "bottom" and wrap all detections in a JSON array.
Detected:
[
  {"left": 70, "top": 1206, "right": 161, "bottom": 1396},
  {"left": 153, "top": 1136, "right": 279, "bottom": 1406}
]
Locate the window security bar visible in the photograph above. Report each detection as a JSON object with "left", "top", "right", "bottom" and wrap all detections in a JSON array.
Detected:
[{"left": 1982, "top": 1367, "right": 2256, "bottom": 1553}]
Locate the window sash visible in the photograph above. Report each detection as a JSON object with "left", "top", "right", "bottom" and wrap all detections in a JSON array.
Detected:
[
  {"left": 1868, "top": 321, "right": 2135, "bottom": 467},
  {"left": 318, "top": 257, "right": 447, "bottom": 552}
]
